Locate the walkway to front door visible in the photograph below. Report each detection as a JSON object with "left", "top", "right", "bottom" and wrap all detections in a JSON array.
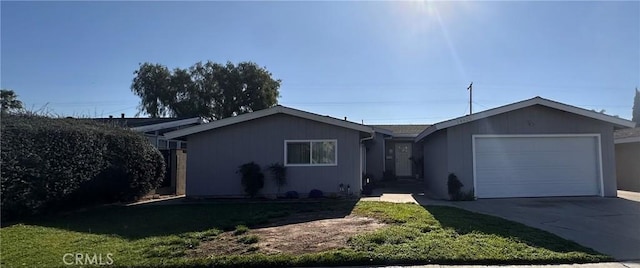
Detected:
[{"left": 361, "top": 179, "right": 423, "bottom": 204}]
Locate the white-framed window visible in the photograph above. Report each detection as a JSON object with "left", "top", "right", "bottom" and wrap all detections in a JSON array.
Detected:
[{"left": 284, "top": 140, "right": 337, "bottom": 166}]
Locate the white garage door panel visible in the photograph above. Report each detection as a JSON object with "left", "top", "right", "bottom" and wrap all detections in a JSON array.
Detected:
[{"left": 474, "top": 135, "right": 601, "bottom": 198}]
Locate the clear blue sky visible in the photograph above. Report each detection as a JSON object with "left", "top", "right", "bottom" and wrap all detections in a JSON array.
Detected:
[{"left": 2, "top": 1, "right": 639, "bottom": 123}]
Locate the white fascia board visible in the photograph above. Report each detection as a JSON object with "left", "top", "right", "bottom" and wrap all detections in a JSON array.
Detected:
[
  {"left": 415, "top": 97, "right": 636, "bottom": 142},
  {"left": 414, "top": 125, "right": 439, "bottom": 142},
  {"left": 537, "top": 98, "right": 636, "bottom": 128},
  {"left": 164, "top": 106, "right": 374, "bottom": 139},
  {"left": 615, "top": 137, "right": 640, "bottom": 144},
  {"left": 131, "top": 117, "right": 203, "bottom": 132}
]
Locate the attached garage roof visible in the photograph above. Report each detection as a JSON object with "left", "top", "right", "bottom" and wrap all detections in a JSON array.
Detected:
[
  {"left": 164, "top": 105, "right": 374, "bottom": 139},
  {"left": 416, "top": 97, "right": 636, "bottom": 142}
]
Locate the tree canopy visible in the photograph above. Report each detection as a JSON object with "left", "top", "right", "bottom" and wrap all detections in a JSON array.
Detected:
[
  {"left": 633, "top": 88, "right": 640, "bottom": 125},
  {"left": 131, "top": 61, "right": 281, "bottom": 120},
  {"left": 0, "top": 89, "right": 24, "bottom": 115}
]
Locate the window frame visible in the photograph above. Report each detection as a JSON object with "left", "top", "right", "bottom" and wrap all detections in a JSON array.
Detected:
[{"left": 284, "top": 139, "right": 338, "bottom": 167}]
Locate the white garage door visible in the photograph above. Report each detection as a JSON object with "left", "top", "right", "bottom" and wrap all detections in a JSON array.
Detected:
[{"left": 473, "top": 135, "right": 602, "bottom": 198}]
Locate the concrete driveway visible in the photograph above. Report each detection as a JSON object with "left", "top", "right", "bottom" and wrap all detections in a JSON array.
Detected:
[{"left": 432, "top": 191, "right": 640, "bottom": 261}]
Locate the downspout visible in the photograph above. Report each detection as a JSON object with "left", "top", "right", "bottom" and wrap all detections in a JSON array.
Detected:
[
  {"left": 359, "top": 131, "right": 375, "bottom": 143},
  {"left": 359, "top": 131, "right": 375, "bottom": 193}
]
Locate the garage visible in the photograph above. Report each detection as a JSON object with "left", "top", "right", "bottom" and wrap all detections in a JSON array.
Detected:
[
  {"left": 473, "top": 135, "right": 602, "bottom": 198},
  {"left": 418, "top": 97, "right": 635, "bottom": 199}
]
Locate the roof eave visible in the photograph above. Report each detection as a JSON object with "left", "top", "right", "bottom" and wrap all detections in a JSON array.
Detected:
[
  {"left": 615, "top": 136, "right": 640, "bottom": 144},
  {"left": 414, "top": 97, "right": 636, "bottom": 142},
  {"left": 163, "top": 106, "right": 374, "bottom": 139}
]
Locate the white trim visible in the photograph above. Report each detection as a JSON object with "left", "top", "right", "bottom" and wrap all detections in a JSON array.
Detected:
[
  {"left": 131, "top": 117, "right": 202, "bottom": 132},
  {"left": 472, "top": 135, "right": 477, "bottom": 198},
  {"left": 471, "top": 134, "right": 604, "bottom": 198},
  {"left": 283, "top": 139, "right": 338, "bottom": 167},
  {"left": 164, "top": 106, "right": 374, "bottom": 139},
  {"left": 595, "top": 134, "right": 605, "bottom": 197},
  {"left": 416, "top": 97, "right": 636, "bottom": 142},
  {"left": 615, "top": 136, "right": 640, "bottom": 144}
]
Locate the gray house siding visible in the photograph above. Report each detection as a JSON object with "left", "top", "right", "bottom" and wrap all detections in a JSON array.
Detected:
[
  {"left": 423, "top": 105, "right": 618, "bottom": 199},
  {"left": 422, "top": 129, "right": 448, "bottom": 198},
  {"left": 616, "top": 142, "right": 640, "bottom": 192},
  {"left": 365, "top": 132, "right": 386, "bottom": 181},
  {"left": 186, "top": 113, "right": 362, "bottom": 197}
]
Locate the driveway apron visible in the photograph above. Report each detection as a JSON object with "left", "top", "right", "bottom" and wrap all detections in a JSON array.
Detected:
[{"left": 442, "top": 195, "right": 640, "bottom": 261}]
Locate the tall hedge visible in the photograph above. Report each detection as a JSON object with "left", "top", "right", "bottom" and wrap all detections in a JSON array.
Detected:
[{"left": 1, "top": 115, "right": 165, "bottom": 221}]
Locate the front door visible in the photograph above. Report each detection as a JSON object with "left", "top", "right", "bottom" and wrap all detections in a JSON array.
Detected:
[{"left": 394, "top": 143, "right": 412, "bottom": 177}]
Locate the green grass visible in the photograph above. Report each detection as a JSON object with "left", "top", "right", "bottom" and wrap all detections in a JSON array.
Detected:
[
  {"left": 233, "top": 225, "right": 249, "bottom": 236},
  {"left": 237, "top": 234, "right": 259, "bottom": 244},
  {"left": 0, "top": 201, "right": 611, "bottom": 267}
]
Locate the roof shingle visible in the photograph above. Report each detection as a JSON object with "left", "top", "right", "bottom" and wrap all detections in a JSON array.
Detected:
[{"left": 372, "top": 124, "right": 430, "bottom": 136}]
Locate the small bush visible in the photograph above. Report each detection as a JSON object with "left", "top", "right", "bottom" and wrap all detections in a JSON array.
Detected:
[
  {"left": 237, "top": 162, "right": 264, "bottom": 198},
  {"left": 456, "top": 189, "right": 476, "bottom": 201},
  {"left": 267, "top": 163, "right": 286, "bottom": 193},
  {"left": 233, "top": 225, "right": 249, "bottom": 236},
  {"left": 284, "top": 191, "right": 299, "bottom": 199},
  {"left": 447, "top": 173, "right": 463, "bottom": 200},
  {"left": 237, "top": 235, "right": 259, "bottom": 244},
  {"left": 309, "top": 189, "right": 324, "bottom": 198},
  {"left": 447, "top": 173, "right": 475, "bottom": 201}
]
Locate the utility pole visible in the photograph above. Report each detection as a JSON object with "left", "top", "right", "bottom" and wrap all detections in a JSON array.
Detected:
[{"left": 467, "top": 82, "right": 473, "bottom": 115}]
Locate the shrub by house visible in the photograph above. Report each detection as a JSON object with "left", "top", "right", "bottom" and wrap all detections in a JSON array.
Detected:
[{"left": 0, "top": 115, "right": 165, "bottom": 221}]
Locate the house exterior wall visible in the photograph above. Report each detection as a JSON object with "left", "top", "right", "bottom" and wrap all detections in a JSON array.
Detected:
[
  {"left": 185, "top": 113, "right": 362, "bottom": 197},
  {"left": 424, "top": 105, "right": 618, "bottom": 199},
  {"left": 365, "top": 132, "right": 386, "bottom": 181},
  {"left": 422, "top": 129, "right": 449, "bottom": 198},
  {"left": 616, "top": 142, "right": 640, "bottom": 192}
]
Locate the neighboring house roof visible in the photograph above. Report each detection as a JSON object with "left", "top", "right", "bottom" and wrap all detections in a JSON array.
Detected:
[
  {"left": 163, "top": 105, "right": 374, "bottom": 139},
  {"left": 614, "top": 127, "right": 640, "bottom": 144},
  {"left": 92, "top": 117, "right": 198, "bottom": 128},
  {"left": 130, "top": 117, "right": 203, "bottom": 132},
  {"left": 372, "top": 124, "right": 430, "bottom": 138},
  {"left": 92, "top": 117, "right": 203, "bottom": 135},
  {"left": 415, "top": 96, "right": 636, "bottom": 142}
]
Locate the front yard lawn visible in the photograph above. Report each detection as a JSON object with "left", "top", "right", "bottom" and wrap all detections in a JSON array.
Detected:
[{"left": 0, "top": 200, "right": 611, "bottom": 267}]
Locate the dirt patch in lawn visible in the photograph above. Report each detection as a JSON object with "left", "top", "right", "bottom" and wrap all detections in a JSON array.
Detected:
[{"left": 189, "top": 212, "right": 385, "bottom": 256}]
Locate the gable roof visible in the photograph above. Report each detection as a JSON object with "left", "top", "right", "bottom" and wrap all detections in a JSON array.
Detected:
[
  {"left": 163, "top": 105, "right": 374, "bottom": 139},
  {"left": 373, "top": 124, "right": 430, "bottom": 138},
  {"left": 415, "top": 96, "right": 636, "bottom": 142},
  {"left": 615, "top": 127, "right": 640, "bottom": 144}
]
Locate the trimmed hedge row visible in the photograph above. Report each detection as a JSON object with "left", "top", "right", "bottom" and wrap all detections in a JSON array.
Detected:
[{"left": 1, "top": 115, "right": 165, "bottom": 221}]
